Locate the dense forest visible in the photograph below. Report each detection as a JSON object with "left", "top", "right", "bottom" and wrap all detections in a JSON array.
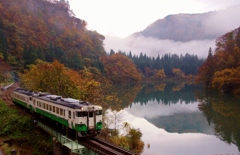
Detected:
[
  {"left": 0, "top": 0, "right": 205, "bottom": 85},
  {"left": 0, "top": 0, "right": 105, "bottom": 70},
  {"left": 112, "top": 50, "right": 204, "bottom": 78},
  {"left": 196, "top": 27, "right": 240, "bottom": 95}
]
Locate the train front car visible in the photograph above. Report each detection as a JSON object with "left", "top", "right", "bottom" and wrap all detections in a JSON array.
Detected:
[{"left": 76, "top": 101, "right": 103, "bottom": 137}]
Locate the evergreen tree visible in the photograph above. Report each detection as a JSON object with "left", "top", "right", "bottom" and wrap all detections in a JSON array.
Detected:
[
  {"left": 36, "top": 47, "right": 45, "bottom": 61},
  {"left": 55, "top": 45, "right": 66, "bottom": 63},
  {"left": 67, "top": 51, "right": 83, "bottom": 70},
  {"left": 110, "top": 49, "right": 115, "bottom": 55},
  {"left": 45, "top": 43, "right": 56, "bottom": 62},
  {"left": 0, "top": 19, "right": 8, "bottom": 62},
  {"left": 235, "top": 28, "right": 240, "bottom": 48},
  {"left": 207, "top": 47, "right": 213, "bottom": 59}
]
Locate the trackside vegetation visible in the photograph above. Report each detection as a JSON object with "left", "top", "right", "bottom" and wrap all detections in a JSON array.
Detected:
[{"left": 0, "top": 100, "right": 53, "bottom": 155}]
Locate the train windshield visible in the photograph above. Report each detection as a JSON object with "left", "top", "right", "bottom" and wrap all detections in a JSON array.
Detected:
[
  {"left": 76, "top": 111, "right": 88, "bottom": 117},
  {"left": 89, "top": 111, "right": 93, "bottom": 117},
  {"left": 76, "top": 110, "right": 102, "bottom": 117},
  {"left": 95, "top": 110, "right": 102, "bottom": 115}
]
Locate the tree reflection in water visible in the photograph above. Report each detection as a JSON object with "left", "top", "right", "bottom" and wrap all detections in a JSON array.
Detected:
[{"left": 197, "top": 91, "right": 240, "bottom": 151}]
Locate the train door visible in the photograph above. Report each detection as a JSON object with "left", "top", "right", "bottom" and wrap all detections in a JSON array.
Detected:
[
  {"left": 68, "top": 109, "right": 73, "bottom": 129},
  {"left": 28, "top": 96, "right": 33, "bottom": 111},
  {"left": 88, "top": 111, "right": 95, "bottom": 130}
]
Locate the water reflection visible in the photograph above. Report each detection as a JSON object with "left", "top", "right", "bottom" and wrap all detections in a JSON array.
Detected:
[
  {"left": 120, "top": 110, "right": 238, "bottom": 155},
  {"left": 197, "top": 91, "right": 240, "bottom": 152},
  {"left": 107, "top": 82, "right": 240, "bottom": 154},
  {"left": 127, "top": 101, "right": 214, "bottom": 134}
]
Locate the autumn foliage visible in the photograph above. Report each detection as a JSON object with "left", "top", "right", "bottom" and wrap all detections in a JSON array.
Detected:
[
  {"left": 100, "top": 53, "right": 142, "bottom": 83},
  {"left": 196, "top": 27, "right": 240, "bottom": 95},
  {"left": 21, "top": 60, "right": 102, "bottom": 103},
  {"left": 0, "top": 0, "right": 105, "bottom": 69}
]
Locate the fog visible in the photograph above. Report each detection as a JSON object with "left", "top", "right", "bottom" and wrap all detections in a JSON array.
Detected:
[
  {"left": 104, "top": 35, "right": 215, "bottom": 58},
  {"left": 203, "top": 5, "right": 240, "bottom": 35},
  {"left": 103, "top": 5, "right": 240, "bottom": 58}
]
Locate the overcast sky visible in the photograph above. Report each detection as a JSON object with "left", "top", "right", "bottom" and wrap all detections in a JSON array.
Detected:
[{"left": 68, "top": 0, "right": 240, "bottom": 38}]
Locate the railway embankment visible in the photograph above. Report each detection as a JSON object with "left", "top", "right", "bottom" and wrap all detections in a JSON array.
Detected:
[{"left": 0, "top": 99, "right": 53, "bottom": 155}]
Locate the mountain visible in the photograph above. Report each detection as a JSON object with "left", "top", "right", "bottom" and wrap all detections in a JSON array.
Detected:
[
  {"left": 0, "top": 0, "right": 106, "bottom": 70},
  {"left": 132, "top": 5, "right": 240, "bottom": 42}
]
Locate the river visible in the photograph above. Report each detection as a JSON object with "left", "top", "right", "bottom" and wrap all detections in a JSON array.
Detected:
[{"left": 106, "top": 82, "right": 240, "bottom": 155}]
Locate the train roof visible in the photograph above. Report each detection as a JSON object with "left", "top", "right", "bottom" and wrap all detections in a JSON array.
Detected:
[
  {"left": 13, "top": 88, "right": 100, "bottom": 110},
  {"left": 34, "top": 95, "right": 94, "bottom": 109},
  {"left": 13, "top": 88, "right": 39, "bottom": 96}
]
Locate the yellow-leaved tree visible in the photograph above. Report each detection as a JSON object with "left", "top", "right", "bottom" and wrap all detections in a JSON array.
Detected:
[
  {"left": 212, "top": 67, "right": 240, "bottom": 94},
  {"left": 21, "top": 60, "right": 102, "bottom": 102}
]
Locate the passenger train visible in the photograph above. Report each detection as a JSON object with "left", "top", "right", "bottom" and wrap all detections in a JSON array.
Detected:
[{"left": 11, "top": 88, "right": 103, "bottom": 137}]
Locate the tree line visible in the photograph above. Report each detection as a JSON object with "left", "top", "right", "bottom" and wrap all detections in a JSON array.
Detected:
[
  {"left": 109, "top": 49, "right": 204, "bottom": 78},
  {"left": 196, "top": 27, "right": 240, "bottom": 95}
]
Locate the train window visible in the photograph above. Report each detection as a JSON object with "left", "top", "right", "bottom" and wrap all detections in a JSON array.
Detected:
[
  {"left": 56, "top": 107, "right": 59, "bottom": 114},
  {"left": 60, "top": 109, "right": 63, "bottom": 115},
  {"left": 29, "top": 97, "right": 32, "bottom": 101},
  {"left": 73, "top": 112, "right": 75, "bottom": 119},
  {"left": 95, "top": 110, "right": 102, "bottom": 115},
  {"left": 49, "top": 105, "right": 52, "bottom": 111},
  {"left": 89, "top": 112, "right": 93, "bottom": 117},
  {"left": 53, "top": 106, "right": 55, "bottom": 112},
  {"left": 43, "top": 103, "right": 45, "bottom": 109},
  {"left": 46, "top": 104, "right": 48, "bottom": 110},
  {"left": 63, "top": 110, "right": 65, "bottom": 116},
  {"left": 69, "top": 111, "right": 71, "bottom": 119}
]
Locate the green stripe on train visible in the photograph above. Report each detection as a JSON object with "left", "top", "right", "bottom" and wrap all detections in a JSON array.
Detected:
[
  {"left": 36, "top": 108, "right": 69, "bottom": 126},
  {"left": 13, "top": 98, "right": 27, "bottom": 107},
  {"left": 35, "top": 108, "right": 87, "bottom": 132}
]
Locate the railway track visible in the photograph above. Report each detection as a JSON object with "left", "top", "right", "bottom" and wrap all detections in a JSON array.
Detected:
[
  {"left": 78, "top": 138, "right": 137, "bottom": 155},
  {"left": 0, "top": 83, "right": 18, "bottom": 105}
]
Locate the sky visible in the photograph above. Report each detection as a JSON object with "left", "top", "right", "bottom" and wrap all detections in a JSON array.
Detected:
[
  {"left": 68, "top": 0, "right": 240, "bottom": 58},
  {"left": 68, "top": 0, "right": 240, "bottom": 38}
]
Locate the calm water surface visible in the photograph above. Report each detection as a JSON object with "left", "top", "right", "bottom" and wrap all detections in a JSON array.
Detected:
[{"left": 107, "top": 83, "right": 240, "bottom": 155}]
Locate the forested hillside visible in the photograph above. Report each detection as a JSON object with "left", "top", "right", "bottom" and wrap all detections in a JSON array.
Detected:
[
  {"left": 133, "top": 5, "right": 240, "bottom": 42},
  {"left": 0, "top": 0, "right": 206, "bottom": 85},
  {"left": 0, "top": 0, "right": 105, "bottom": 70},
  {"left": 139, "top": 13, "right": 211, "bottom": 42},
  {"left": 196, "top": 27, "right": 240, "bottom": 95}
]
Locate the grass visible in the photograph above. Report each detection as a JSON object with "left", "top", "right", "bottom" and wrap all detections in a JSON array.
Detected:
[{"left": 0, "top": 100, "right": 53, "bottom": 155}]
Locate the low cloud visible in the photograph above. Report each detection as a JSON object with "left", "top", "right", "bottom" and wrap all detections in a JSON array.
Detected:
[
  {"left": 203, "top": 5, "right": 240, "bottom": 36},
  {"left": 104, "top": 35, "right": 215, "bottom": 58},
  {"left": 104, "top": 5, "right": 240, "bottom": 58}
]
